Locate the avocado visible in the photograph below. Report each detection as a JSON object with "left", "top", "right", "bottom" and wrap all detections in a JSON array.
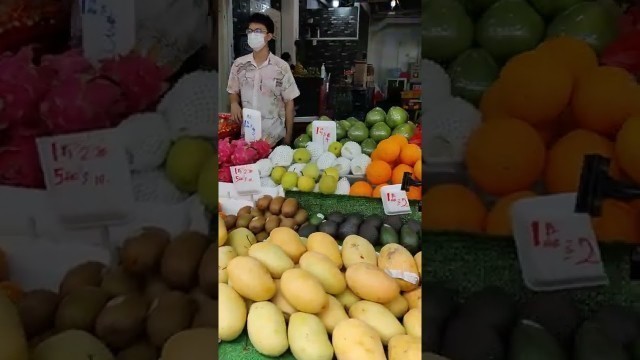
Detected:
[
  {"left": 326, "top": 212, "right": 345, "bottom": 224},
  {"left": 344, "top": 214, "right": 363, "bottom": 225},
  {"left": 362, "top": 214, "right": 383, "bottom": 229},
  {"left": 318, "top": 220, "right": 338, "bottom": 238},
  {"left": 424, "top": 319, "right": 444, "bottom": 353},
  {"left": 337, "top": 221, "right": 359, "bottom": 241},
  {"left": 441, "top": 316, "right": 505, "bottom": 360},
  {"left": 308, "top": 213, "right": 325, "bottom": 226},
  {"left": 383, "top": 215, "right": 403, "bottom": 232},
  {"left": 379, "top": 224, "right": 399, "bottom": 245},
  {"left": 400, "top": 223, "right": 420, "bottom": 254},
  {"left": 593, "top": 305, "right": 640, "bottom": 348},
  {"left": 358, "top": 223, "right": 379, "bottom": 245},
  {"left": 574, "top": 321, "right": 628, "bottom": 360},
  {"left": 459, "top": 286, "right": 516, "bottom": 336},
  {"left": 509, "top": 320, "right": 566, "bottom": 360},
  {"left": 298, "top": 223, "right": 317, "bottom": 238},
  {"left": 423, "top": 282, "right": 457, "bottom": 322},
  {"left": 520, "top": 292, "right": 581, "bottom": 347},
  {"left": 405, "top": 219, "right": 421, "bottom": 233}
]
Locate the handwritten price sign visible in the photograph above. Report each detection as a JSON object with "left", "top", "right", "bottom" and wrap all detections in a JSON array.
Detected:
[
  {"left": 230, "top": 164, "right": 260, "bottom": 194},
  {"left": 81, "top": 0, "right": 135, "bottom": 62},
  {"left": 311, "top": 121, "right": 337, "bottom": 151},
  {"left": 380, "top": 185, "right": 411, "bottom": 215},
  {"left": 36, "top": 128, "right": 134, "bottom": 227},
  {"left": 511, "top": 194, "right": 608, "bottom": 291},
  {"left": 242, "top": 108, "right": 262, "bottom": 142}
]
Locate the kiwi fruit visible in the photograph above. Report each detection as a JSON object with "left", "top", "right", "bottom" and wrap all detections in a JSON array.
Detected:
[
  {"left": 237, "top": 206, "right": 252, "bottom": 216},
  {"left": 160, "top": 231, "right": 209, "bottom": 289},
  {"left": 264, "top": 215, "right": 281, "bottom": 233},
  {"left": 281, "top": 198, "right": 299, "bottom": 217},
  {"left": 256, "top": 195, "right": 272, "bottom": 211},
  {"left": 120, "top": 227, "right": 170, "bottom": 275},
  {"left": 235, "top": 214, "right": 254, "bottom": 228},
  {"left": 101, "top": 267, "right": 140, "bottom": 297},
  {"left": 280, "top": 217, "right": 298, "bottom": 229},
  {"left": 116, "top": 341, "right": 158, "bottom": 360},
  {"left": 269, "top": 196, "right": 286, "bottom": 215},
  {"left": 223, "top": 215, "right": 237, "bottom": 229},
  {"left": 59, "top": 261, "right": 106, "bottom": 297},
  {"left": 95, "top": 294, "right": 149, "bottom": 349},
  {"left": 198, "top": 244, "right": 217, "bottom": 297},
  {"left": 293, "top": 208, "right": 309, "bottom": 225},
  {"left": 191, "top": 289, "right": 216, "bottom": 328},
  {"left": 248, "top": 216, "right": 266, "bottom": 233},
  {"left": 18, "top": 289, "right": 59, "bottom": 337},
  {"left": 255, "top": 231, "right": 269, "bottom": 242},
  {"left": 146, "top": 291, "right": 195, "bottom": 347},
  {"left": 250, "top": 207, "right": 263, "bottom": 217},
  {"left": 55, "top": 286, "right": 110, "bottom": 331},
  {"left": 144, "top": 276, "right": 171, "bottom": 302}
]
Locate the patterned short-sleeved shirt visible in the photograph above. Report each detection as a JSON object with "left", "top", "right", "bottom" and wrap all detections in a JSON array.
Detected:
[{"left": 227, "top": 53, "right": 300, "bottom": 145}]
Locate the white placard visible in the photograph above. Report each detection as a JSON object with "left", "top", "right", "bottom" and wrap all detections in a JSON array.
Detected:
[
  {"left": 380, "top": 184, "right": 411, "bottom": 215},
  {"left": 311, "top": 121, "right": 337, "bottom": 151},
  {"left": 242, "top": 108, "right": 262, "bottom": 142},
  {"left": 511, "top": 193, "right": 608, "bottom": 291},
  {"left": 36, "top": 128, "right": 135, "bottom": 227},
  {"left": 230, "top": 164, "right": 261, "bottom": 195},
  {"left": 81, "top": 0, "right": 135, "bottom": 62}
]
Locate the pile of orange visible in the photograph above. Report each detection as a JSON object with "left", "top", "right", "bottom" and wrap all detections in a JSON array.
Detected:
[
  {"left": 349, "top": 134, "right": 422, "bottom": 200},
  {"left": 424, "top": 36, "right": 640, "bottom": 244}
]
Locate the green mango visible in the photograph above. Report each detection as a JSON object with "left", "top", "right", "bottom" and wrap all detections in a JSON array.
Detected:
[
  {"left": 365, "top": 107, "right": 386, "bottom": 127},
  {"left": 339, "top": 120, "right": 352, "bottom": 131},
  {"left": 346, "top": 117, "right": 360, "bottom": 126},
  {"left": 336, "top": 122, "right": 347, "bottom": 140},
  {"left": 448, "top": 48, "right": 500, "bottom": 105},
  {"left": 293, "top": 134, "right": 311, "bottom": 148},
  {"left": 392, "top": 123, "right": 415, "bottom": 140},
  {"left": 370, "top": 122, "right": 392, "bottom": 142},
  {"left": 347, "top": 123, "right": 369, "bottom": 143},
  {"left": 385, "top": 106, "right": 409, "bottom": 129},
  {"left": 547, "top": 2, "right": 618, "bottom": 54},
  {"left": 423, "top": 0, "right": 474, "bottom": 62},
  {"left": 360, "top": 138, "right": 377, "bottom": 156}
]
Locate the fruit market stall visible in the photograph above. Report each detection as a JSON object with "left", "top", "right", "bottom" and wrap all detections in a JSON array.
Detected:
[{"left": 422, "top": 1, "right": 640, "bottom": 359}]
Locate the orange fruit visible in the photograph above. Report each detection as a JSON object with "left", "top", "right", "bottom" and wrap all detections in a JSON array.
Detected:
[
  {"left": 391, "top": 164, "right": 414, "bottom": 184},
  {"left": 534, "top": 122, "right": 560, "bottom": 147},
  {"left": 545, "top": 129, "right": 621, "bottom": 193},
  {"left": 349, "top": 181, "right": 373, "bottom": 197},
  {"left": 372, "top": 184, "right": 385, "bottom": 198},
  {"left": 500, "top": 51, "right": 573, "bottom": 125},
  {"left": 615, "top": 117, "right": 640, "bottom": 184},
  {"left": 536, "top": 36, "right": 598, "bottom": 81},
  {"left": 370, "top": 149, "right": 382, "bottom": 161},
  {"left": 387, "top": 134, "right": 409, "bottom": 148},
  {"left": 366, "top": 160, "right": 393, "bottom": 185},
  {"left": 465, "top": 118, "right": 546, "bottom": 196},
  {"left": 413, "top": 161, "right": 422, "bottom": 181},
  {"left": 480, "top": 81, "right": 509, "bottom": 120},
  {"left": 0, "top": 281, "right": 23, "bottom": 303},
  {"left": 399, "top": 144, "right": 421, "bottom": 166},
  {"left": 592, "top": 200, "right": 640, "bottom": 244},
  {"left": 407, "top": 186, "right": 422, "bottom": 200},
  {"left": 572, "top": 66, "right": 639, "bottom": 137},
  {"left": 422, "top": 184, "right": 486, "bottom": 233},
  {"left": 375, "top": 139, "right": 401, "bottom": 163},
  {"left": 485, "top": 191, "right": 537, "bottom": 236}
]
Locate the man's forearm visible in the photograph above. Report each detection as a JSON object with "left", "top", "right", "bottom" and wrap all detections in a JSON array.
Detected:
[{"left": 285, "top": 100, "right": 295, "bottom": 137}]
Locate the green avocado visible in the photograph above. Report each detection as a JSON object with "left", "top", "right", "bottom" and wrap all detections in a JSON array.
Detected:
[
  {"left": 574, "top": 321, "right": 628, "bottom": 360},
  {"left": 336, "top": 122, "right": 347, "bottom": 140},
  {"left": 400, "top": 223, "right": 420, "bottom": 254},
  {"left": 379, "top": 224, "right": 399, "bottom": 246},
  {"left": 360, "top": 138, "right": 377, "bottom": 156},
  {"left": 346, "top": 117, "right": 360, "bottom": 126},
  {"left": 298, "top": 223, "right": 317, "bottom": 238},
  {"left": 358, "top": 222, "right": 380, "bottom": 246},
  {"left": 308, "top": 213, "right": 325, "bottom": 226},
  {"left": 294, "top": 134, "right": 311, "bottom": 148},
  {"left": 392, "top": 123, "right": 415, "bottom": 140},
  {"left": 338, "top": 120, "right": 352, "bottom": 131},
  {"left": 347, "top": 123, "right": 369, "bottom": 142},
  {"left": 370, "top": 122, "right": 392, "bottom": 142},
  {"left": 365, "top": 107, "right": 386, "bottom": 127},
  {"left": 510, "top": 320, "right": 566, "bottom": 360},
  {"left": 318, "top": 220, "right": 338, "bottom": 238}
]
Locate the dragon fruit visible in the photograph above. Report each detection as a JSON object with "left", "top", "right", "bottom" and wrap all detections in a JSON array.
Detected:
[
  {"left": 40, "top": 48, "right": 95, "bottom": 78},
  {"left": 218, "top": 138, "right": 234, "bottom": 166},
  {"left": 100, "top": 53, "right": 169, "bottom": 113},
  {"left": 41, "top": 74, "right": 124, "bottom": 134},
  {"left": 218, "top": 166, "right": 232, "bottom": 182},
  {"left": 0, "top": 135, "right": 44, "bottom": 188},
  {"left": 0, "top": 47, "right": 48, "bottom": 134},
  {"left": 231, "top": 146, "right": 258, "bottom": 166},
  {"left": 251, "top": 140, "right": 271, "bottom": 159}
]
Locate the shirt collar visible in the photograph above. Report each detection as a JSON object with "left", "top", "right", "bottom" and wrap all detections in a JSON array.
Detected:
[{"left": 251, "top": 52, "right": 272, "bottom": 69}]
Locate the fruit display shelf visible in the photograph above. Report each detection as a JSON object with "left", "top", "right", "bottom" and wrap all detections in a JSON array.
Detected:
[{"left": 424, "top": 233, "right": 640, "bottom": 313}]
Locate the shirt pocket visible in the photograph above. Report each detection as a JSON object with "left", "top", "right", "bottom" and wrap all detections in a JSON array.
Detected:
[{"left": 262, "top": 73, "right": 284, "bottom": 97}]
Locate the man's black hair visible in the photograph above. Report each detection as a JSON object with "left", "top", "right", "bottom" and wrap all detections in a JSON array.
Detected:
[
  {"left": 248, "top": 13, "right": 275, "bottom": 34},
  {"left": 281, "top": 52, "right": 291, "bottom": 61}
]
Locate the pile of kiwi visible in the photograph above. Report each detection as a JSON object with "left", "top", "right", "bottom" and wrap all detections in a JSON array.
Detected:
[
  {"left": 14, "top": 227, "right": 216, "bottom": 359},
  {"left": 221, "top": 195, "right": 309, "bottom": 241}
]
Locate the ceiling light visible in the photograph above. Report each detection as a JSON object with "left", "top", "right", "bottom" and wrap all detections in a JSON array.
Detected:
[
  {"left": 390, "top": 0, "right": 397, "bottom": 8},
  {"left": 332, "top": 0, "right": 339, "bottom": 7}
]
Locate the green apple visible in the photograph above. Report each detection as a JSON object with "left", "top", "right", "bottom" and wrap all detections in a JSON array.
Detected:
[
  {"left": 302, "top": 163, "right": 320, "bottom": 181},
  {"left": 318, "top": 175, "right": 338, "bottom": 194},
  {"left": 293, "top": 148, "right": 311, "bottom": 163},
  {"left": 327, "top": 141, "right": 343, "bottom": 157},
  {"left": 297, "top": 176, "right": 315, "bottom": 192},
  {"left": 270, "top": 166, "right": 287, "bottom": 184},
  {"left": 281, "top": 171, "right": 299, "bottom": 190},
  {"left": 324, "top": 167, "right": 340, "bottom": 180}
]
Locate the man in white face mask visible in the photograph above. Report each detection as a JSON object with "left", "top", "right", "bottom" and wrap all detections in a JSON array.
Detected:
[{"left": 227, "top": 13, "right": 300, "bottom": 146}]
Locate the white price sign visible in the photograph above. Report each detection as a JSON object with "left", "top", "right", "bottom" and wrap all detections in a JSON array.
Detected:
[
  {"left": 36, "top": 128, "right": 134, "bottom": 227},
  {"left": 242, "top": 108, "right": 262, "bottom": 142},
  {"left": 311, "top": 121, "right": 337, "bottom": 151},
  {"left": 380, "top": 184, "right": 411, "bottom": 215},
  {"left": 230, "top": 164, "right": 260, "bottom": 195},
  {"left": 81, "top": 0, "right": 135, "bottom": 62},
  {"left": 511, "top": 193, "right": 608, "bottom": 291}
]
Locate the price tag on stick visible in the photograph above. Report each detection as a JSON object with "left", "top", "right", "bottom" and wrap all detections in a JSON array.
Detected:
[
  {"left": 380, "top": 184, "right": 411, "bottom": 215},
  {"left": 511, "top": 193, "right": 608, "bottom": 291},
  {"left": 81, "top": 0, "right": 135, "bottom": 63},
  {"left": 242, "top": 108, "right": 262, "bottom": 142},
  {"left": 36, "top": 128, "right": 134, "bottom": 227},
  {"left": 311, "top": 120, "right": 337, "bottom": 151},
  {"left": 230, "top": 164, "right": 261, "bottom": 195}
]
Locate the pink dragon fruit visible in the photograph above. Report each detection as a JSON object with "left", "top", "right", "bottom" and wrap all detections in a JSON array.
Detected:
[
  {"left": 0, "top": 135, "right": 44, "bottom": 188},
  {"left": 218, "top": 138, "right": 234, "bottom": 166},
  {"left": 40, "top": 48, "right": 95, "bottom": 78},
  {"left": 231, "top": 146, "right": 258, "bottom": 166},
  {"left": 230, "top": 138, "right": 248, "bottom": 149},
  {"left": 251, "top": 140, "right": 271, "bottom": 160},
  {"left": 41, "top": 74, "right": 125, "bottom": 134},
  {"left": 99, "top": 53, "right": 170, "bottom": 114},
  {"left": 0, "top": 47, "right": 49, "bottom": 134},
  {"left": 218, "top": 166, "right": 232, "bottom": 182}
]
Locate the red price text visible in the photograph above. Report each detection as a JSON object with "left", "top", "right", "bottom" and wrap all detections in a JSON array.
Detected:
[
  {"left": 233, "top": 166, "right": 255, "bottom": 183},
  {"left": 52, "top": 167, "right": 107, "bottom": 187},
  {"left": 530, "top": 221, "right": 599, "bottom": 265},
  {"left": 51, "top": 141, "right": 108, "bottom": 162},
  {"left": 315, "top": 127, "right": 331, "bottom": 143},
  {"left": 386, "top": 192, "right": 409, "bottom": 208}
]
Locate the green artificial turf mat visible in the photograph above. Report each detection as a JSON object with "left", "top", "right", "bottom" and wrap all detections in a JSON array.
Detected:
[{"left": 219, "top": 332, "right": 296, "bottom": 360}]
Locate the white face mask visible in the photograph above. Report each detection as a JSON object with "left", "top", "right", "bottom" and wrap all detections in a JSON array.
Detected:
[{"left": 248, "top": 33, "right": 266, "bottom": 51}]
